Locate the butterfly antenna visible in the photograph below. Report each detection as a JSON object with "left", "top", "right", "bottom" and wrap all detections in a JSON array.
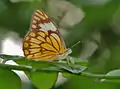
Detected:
[
  {"left": 70, "top": 41, "right": 81, "bottom": 49},
  {"left": 56, "top": 10, "right": 68, "bottom": 28}
]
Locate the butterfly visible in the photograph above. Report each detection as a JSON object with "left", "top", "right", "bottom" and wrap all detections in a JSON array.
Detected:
[{"left": 23, "top": 10, "right": 72, "bottom": 61}]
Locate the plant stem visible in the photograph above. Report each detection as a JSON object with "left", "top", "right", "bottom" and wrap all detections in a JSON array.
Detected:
[{"left": 0, "top": 63, "right": 120, "bottom": 80}]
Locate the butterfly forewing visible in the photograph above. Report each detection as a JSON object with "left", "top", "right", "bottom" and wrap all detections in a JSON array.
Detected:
[{"left": 23, "top": 10, "right": 67, "bottom": 60}]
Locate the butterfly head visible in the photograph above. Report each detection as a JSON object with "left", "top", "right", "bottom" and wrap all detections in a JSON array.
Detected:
[{"left": 57, "top": 48, "right": 72, "bottom": 60}]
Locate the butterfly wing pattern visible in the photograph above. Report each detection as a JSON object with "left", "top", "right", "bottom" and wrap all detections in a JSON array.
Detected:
[{"left": 23, "top": 10, "right": 71, "bottom": 60}]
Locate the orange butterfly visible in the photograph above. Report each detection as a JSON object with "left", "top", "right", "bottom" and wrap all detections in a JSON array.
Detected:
[{"left": 23, "top": 10, "right": 72, "bottom": 60}]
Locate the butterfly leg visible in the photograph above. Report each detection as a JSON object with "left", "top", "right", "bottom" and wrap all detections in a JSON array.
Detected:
[
  {"left": 0, "top": 59, "right": 7, "bottom": 64},
  {"left": 66, "top": 56, "right": 78, "bottom": 73},
  {"left": 66, "top": 56, "right": 75, "bottom": 65}
]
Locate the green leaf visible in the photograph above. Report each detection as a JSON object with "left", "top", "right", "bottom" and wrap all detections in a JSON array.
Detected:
[
  {"left": 0, "top": 69, "right": 21, "bottom": 89},
  {"left": 55, "top": 63, "right": 87, "bottom": 74},
  {"left": 61, "top": 62, "right": 87, "bottom": 78},
  {"left": 106, "top": 69, "right": 120, "bottom": 76},
  {"left": 0, "top": 54, "right": 54, "bottom": 68},
  {"left": 62, "top": 76, "right": 116, "bottom": 89},
  {"left": 0, "top": 54, "right": 24, "bottom": 61},
  {"left": 101, "top": 69, "right": 120, "bottom": 83},
  {"left": 0, "top": 54, "right": 87, "bottom": 74},
  {"left": 16, "top": 58, "right": 53, "bottom": 68},
  {"left": 30, "top": 71, "right": 58, "bottom": 89}
]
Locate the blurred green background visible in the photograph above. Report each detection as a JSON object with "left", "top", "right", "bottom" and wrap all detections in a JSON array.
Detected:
[{"left": 1, "top": 0, "right": 120, "bottom": 89}]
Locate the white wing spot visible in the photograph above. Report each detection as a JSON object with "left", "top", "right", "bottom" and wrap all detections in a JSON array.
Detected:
[{"left": 39, "top": 22, "right": 57, "bottom": 31}]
